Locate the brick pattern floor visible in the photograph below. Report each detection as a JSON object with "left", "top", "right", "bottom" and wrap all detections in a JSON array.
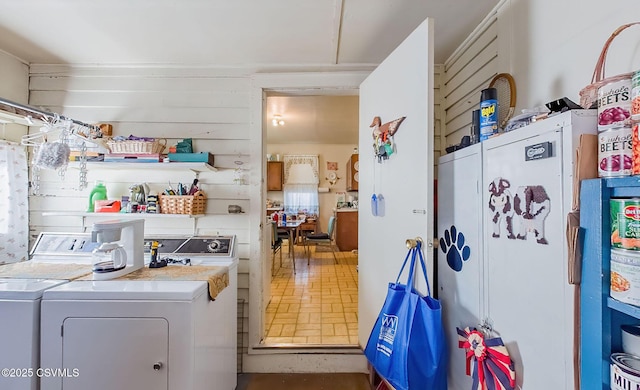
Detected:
[{"left": 263, "top": 244, "right": 359, "bottom": 345}]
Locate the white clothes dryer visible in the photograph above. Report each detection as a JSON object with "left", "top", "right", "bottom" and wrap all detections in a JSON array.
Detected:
[{"left": 40, "top": 236, "right": 238, "bottom": 390}]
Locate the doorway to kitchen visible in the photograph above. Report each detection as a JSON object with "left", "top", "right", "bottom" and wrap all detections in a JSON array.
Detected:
[{"left": 262, "top": 90, "right": 360, "bottom": 348}]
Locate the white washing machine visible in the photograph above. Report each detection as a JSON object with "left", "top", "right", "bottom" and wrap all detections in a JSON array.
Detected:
[
  {"left": 0, "top": 233, "right": 97, "bottom": 390},
  {"left": 40, "top": 236, "right": 238, "bottom": 390}
]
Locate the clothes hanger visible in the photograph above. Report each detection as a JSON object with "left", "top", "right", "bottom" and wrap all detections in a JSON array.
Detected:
[{"left": 20, "top": 114, "right": 64, "bottom": 146}]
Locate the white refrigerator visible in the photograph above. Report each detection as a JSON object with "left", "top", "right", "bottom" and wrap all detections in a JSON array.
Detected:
[{"left": 438, "top": 109, "right": 596, "bottom": 389}]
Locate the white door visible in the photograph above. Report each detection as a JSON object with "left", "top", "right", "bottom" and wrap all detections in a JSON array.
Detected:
[
  {"left": 358, "top": 18, "right": 435, "bottom": 345},
  {"left": 62, "top": 317, "right": 169, "bottom": 390}
]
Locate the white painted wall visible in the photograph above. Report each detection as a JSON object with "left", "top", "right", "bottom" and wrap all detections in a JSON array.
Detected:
[
  {"left": 0, "top": 50, "right": 29, "bottom": 142},
  {"left": 16, "top": 0, "right": 638, "bottom": 374},
  {"left": 26, "top": 65, "right": 254, "bottom": 371},
  {"left": 505, "top": 0, "right": 640, "bottom": 111},
  {"left": 443, "top": 0, "right": 640, "bottom": 147}
]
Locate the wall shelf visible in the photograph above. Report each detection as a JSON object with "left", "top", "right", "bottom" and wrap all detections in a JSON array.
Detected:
[
  {"left": 41, "top": 211, "right": 206, "bottom": 235},
  {"left": 70, "top": 162, "right": 217, "bottom": 173},
  {"left": 607, "top": 298, "right": 640, "bottom": 320},
  {"left": 580, "top": 177, "right": 640, "bottom": 389},
  {"left": 42, "top": 212, "right": 204, "bottom": 219}
]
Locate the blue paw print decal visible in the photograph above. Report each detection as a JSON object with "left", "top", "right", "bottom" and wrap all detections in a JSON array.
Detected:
[{"left": 440, "top": 225, "right": 471, "bottom": 272}]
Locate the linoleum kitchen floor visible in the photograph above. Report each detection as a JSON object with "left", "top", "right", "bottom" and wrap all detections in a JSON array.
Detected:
[
  {"left": 264, "top": 244, "right": 359, "bottom": 345},
  {"left": 236, "top": 373, "right": 371, "bottom": 390}
]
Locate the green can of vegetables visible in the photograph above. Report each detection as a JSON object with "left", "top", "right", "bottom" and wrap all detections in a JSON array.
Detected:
[{"left": 611, "top": 198, "right": 640, "bottom": 250}]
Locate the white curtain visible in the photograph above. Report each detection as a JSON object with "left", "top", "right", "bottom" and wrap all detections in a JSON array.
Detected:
[
  {"left": 283, "top": 155, "right": 319, "bottom": 215},
  {"left": 0, "top": 140, "right": 29, "bottom": 263}
]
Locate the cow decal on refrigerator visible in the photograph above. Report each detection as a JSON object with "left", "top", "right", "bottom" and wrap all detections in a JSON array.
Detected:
[
  {"left": 489, "top": 178, "right": 550, "bottom": 245},
  {"left": 513, "top": 185, "right": 550, "bottom": 244},
  {"left": 488, "top": 178, "right": 516, "bottom": 239}
]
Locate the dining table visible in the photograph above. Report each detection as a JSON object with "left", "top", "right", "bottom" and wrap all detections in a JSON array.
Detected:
[{"left": 276, "top": 218, "right": 305, "bottom": 264}]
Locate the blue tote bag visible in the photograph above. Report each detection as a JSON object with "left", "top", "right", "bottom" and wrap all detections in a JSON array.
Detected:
[{"left": 364, "top": 241, "right": 447, "bottom": 390}]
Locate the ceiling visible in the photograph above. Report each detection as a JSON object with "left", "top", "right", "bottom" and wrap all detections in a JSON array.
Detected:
[
  {"left": 266, "top": 95, "right": 359, "bottom": 145},
  {"left": 0, "top": 0, "right": 499, "bottom": 144}
]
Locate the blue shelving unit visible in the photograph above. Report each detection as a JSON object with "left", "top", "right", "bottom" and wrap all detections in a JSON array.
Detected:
[{"left": 581, "top": 177, "right": 640, "bottom": 389}]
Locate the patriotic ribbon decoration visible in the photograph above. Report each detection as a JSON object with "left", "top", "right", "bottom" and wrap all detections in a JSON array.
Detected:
[{"left": 457, "top": 327, "right": 516, "bottom": 390}]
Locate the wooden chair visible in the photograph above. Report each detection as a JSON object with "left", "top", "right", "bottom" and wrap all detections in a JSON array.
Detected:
[
  {"left": 270, "top": 221, "right": 283, "bottom": 275},
  {"left": 304, "top": 216, "right": 338, "bottom": 264}
]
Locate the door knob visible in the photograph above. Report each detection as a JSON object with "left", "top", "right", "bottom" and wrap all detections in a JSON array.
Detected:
[{"left": 153, "top": 362, "right": 163, "bottom": 371}]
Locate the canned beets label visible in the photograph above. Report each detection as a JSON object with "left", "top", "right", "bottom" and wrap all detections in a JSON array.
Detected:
[
  {"left": 599, "top": 127, "right": 632, "bottom": 177},
  {"left": 598, "top": 77, "right": 632, "bottom": 131},
  {"left": 611, "top": 199, "right": 640, "bottom": 250}
]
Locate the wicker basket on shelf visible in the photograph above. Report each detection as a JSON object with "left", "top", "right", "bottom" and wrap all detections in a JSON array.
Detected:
[
  {"left": 106, "top": 138, "right": 167, "bottom": 154},
  {"left": 159, "top": 191, "right": 206, "bottom": 215}
]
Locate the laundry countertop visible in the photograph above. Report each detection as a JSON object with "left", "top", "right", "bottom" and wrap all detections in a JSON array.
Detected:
[
  {"left": 0, "top": 261, "right": 93, "bottom": 280},
  {"left": 78, "top": 264, "right": 229, "bottom": 300}
]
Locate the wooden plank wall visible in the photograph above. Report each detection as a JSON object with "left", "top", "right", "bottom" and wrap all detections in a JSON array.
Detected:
[
  {"left": 442, "top": 13, "right": 499, "bottom": 148},
  {"left": 27, "top": 63, "right": 444, "bottom": 371},
  {"left": 27, "top": 65, "right": 253, "bottom": 369},
  {"left": 433, "top": 63, "right": 443, "bottom": 171}
]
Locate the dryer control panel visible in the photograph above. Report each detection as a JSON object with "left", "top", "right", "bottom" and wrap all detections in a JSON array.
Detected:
[{"left": 144, "top": 236, "right": 235, "bottom": 257}]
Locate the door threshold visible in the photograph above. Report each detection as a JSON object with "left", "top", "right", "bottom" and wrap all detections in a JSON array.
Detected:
[{"left": 253, "top": 343, "right": 362, "bottom": 354}]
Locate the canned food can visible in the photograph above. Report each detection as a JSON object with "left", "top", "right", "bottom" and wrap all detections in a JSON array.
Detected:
[
  {"left": 610, "top": 249, "right": 640, "bottom": 306},
  {"left": 611, "top": 199, "right": 640, "bottom": 250},
  {"left": 632, "top": 70, "right": 640, "bottom": 121},
  {"left": 611, "top": 353, "right": 640, "bottom": 389},
  {"left": 632, "top": 123, "right": 640, "bottom": 175},
  {"left": 598, "top": 76, "right": 632, "bottom": 131},
  {"left": 599, "top": 127, "right": 633, "bottom": 177}
]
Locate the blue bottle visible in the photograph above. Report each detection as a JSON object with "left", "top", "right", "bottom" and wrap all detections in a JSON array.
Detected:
[{"left": 282, "top": 213, "right": 287, "bottom": 226}]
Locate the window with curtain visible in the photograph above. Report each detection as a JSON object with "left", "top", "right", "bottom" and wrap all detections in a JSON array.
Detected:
[
  {"left": 0, "top": 140, "right": 29, "bottom": 264},
  {"left": 283, "top": 155, "right": 319, "bottom": 216}
]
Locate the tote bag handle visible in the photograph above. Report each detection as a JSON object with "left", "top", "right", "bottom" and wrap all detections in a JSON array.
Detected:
[{"left": 394, "top": 241, "right": 432, "bottom": 297}]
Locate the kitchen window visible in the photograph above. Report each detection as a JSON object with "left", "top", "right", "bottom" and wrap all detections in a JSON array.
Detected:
[{"left": 283, "top": 155, "right": 319, "bottom": 215}]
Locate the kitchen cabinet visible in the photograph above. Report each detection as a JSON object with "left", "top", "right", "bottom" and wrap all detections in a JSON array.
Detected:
[
  {"left": 267, "top": 161, "right": 284, "bottom": 191},
  {"left": 346, "top": 154, "right": 359, "bottom": 191},
  {"left": 335, "top": 210, "right": 358, "bottom": 251},
  {"left": 580, "top": 177, "right": 640, "bottom": 389}
]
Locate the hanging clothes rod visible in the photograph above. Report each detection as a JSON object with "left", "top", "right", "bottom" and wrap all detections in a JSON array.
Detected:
[{"left": 0, "top": 96, "right": 100, "bottom": 131}]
